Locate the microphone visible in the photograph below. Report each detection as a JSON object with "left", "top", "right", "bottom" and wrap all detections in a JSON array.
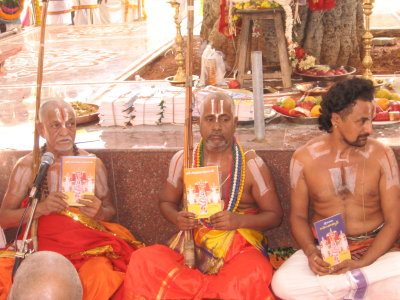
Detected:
[{"left": 28, "top": 152, "right": 55, "bottom": 199}]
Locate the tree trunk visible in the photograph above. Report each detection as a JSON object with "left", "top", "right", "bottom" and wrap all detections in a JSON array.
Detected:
[
  {"left": 295, "top": 0, "right": 364, "bottom": 66},
  {"left": 200, "top": 0, "right": 365, "bottom": 73}
]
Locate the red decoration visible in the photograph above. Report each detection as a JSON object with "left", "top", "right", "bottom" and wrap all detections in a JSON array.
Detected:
[
  {"left": 308, "top": 0, "right": 335, "bottom": 11},
  {"left": 228, "top": 79, "right": 241, "bottom": 89},
  {"left": 294, "top": 46, "right": 306, "bottom": 61}
]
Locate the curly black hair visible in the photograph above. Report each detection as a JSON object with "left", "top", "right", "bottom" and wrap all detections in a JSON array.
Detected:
[{"left": 318, "top": 78, "right": 375, "bottom": 132}]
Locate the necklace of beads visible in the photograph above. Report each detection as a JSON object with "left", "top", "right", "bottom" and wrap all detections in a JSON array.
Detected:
[{"left": 192, "top": 138, "right": 246, "bottom": 213}]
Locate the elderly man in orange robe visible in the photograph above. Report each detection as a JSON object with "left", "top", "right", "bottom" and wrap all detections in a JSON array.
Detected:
[
  {"left": 0, "top": 100, "right": 144, "bottom": 300},
  {"left": 122, "top": 92, "right": 283, "bottom": 299}
]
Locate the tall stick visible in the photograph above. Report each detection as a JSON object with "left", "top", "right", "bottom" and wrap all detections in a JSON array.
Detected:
[
  {"left": 31, "top": 0, "right": 50, "bottom": 251},
  {"left": 182, "top": 0, "right": 195, "bottom": 268},
  {"left": 12, "top": 0, "right": 49, "bottom": 276}
]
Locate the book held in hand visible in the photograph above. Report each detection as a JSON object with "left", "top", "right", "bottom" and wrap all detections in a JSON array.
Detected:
[
  {"left": 61, "top": 156, "right": 96, "bottom": 206},
  {"left": 314, "top": 213, "right": 351, "bottom": 266},
  {"left": 184, "top": 166, "right": 222, "bottom": 219}
]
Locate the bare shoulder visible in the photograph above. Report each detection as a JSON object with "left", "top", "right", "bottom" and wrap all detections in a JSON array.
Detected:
[
  {"left": 366, "top": 138, "right": 393, "bottom": 155},
  {"left": 79, "top": 149, "right": 91, "bottom": 156},
  {"left": 168, "top": 149, "right": 184, "bottom": 169},
  {"left": 14, "top": 152, "right": 34, "bottom": 170},
  {"left": 171, "top": 149, "right": 184, "bottom": 163},
  {"left": 293, "top": 135, "right": 327, "bottom": 162},
  {"left": 244, "top": 149, "right": 267, "bottom": 167}
]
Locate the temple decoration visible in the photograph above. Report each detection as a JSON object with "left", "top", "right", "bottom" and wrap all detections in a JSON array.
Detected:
[
  {"left": 229, "top": 0, "right": 316, "bottom": 71},
  {"left": 361, "top": 0, "right": 375, "bottom": 80},
  {"left": 168, "top": 0, "right": 185, "bottom": 84}
]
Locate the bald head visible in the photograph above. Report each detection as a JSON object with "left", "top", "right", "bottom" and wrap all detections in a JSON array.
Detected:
[
  {"left": 39, "top": 99, "right": 75, "bottom": 123},
  {"left": 199, "top": 92, "right": 236, "bottom": 117},
  {"left": 8, "top": 251, "right": 83, "bottom": 300}
]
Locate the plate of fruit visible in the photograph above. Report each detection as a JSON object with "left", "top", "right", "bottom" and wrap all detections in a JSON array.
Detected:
[
  {"left": 295, "top": 81, "right": 334, "bottom": 96},
  {"left": 294, "top": 65, "right": 356, "bottom": 82},
  {"left": 373, "top": 92, "right": 400, "bottom": 126},
  {"left": 71, "top": 101, "right": 99, "bottom": 125},
  {"left": 272, "top": 95, "right": 323, "bottom": 123}
]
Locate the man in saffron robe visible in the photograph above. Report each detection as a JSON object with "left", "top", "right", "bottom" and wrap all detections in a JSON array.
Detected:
[
  {"left": 0, "top": 100, "right": 144, "bottom": 300},
  {"left": 123, "top": 92, "right": 283, "bottom": 299},
  {"left": 272, "top": 78, "right": 400, "bottom": 299}
]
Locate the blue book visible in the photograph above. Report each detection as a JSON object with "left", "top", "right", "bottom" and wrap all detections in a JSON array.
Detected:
[{"left": 314, "top": 213, "right": 351, "bottom": 266}]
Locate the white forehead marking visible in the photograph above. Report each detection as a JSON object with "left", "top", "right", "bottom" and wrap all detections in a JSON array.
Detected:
[
  {"left": 334, "top": 151, "right": 350, "bottom": 164},
  {"left": 307, "top": 141, "right": 330, "bottom": 159},
  {"left": 55, "top": 108, "right": 62, "bottom": 123},
  {"left": 379, "top": 150, "right": 400, "bottom": 190},
  {"left": 167, "top": 151, "right": 183, "bottom": 188},
  {"left": 290, "top": 159, "right": 304, "bottom": 189},
  {"left": 328, "top": 166, "right": 357, "bottom": 195},
  {"left": 211, "top": 99, "right": 215, "bottom": 115},
  {"left": 219, "top": 99, "right": 224, "bottom": 115},
  {"left": 248, "top": 159, "right": 269, "bottom": 196}
]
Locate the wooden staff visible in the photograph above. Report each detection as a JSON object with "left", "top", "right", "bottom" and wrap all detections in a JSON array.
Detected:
[
  {"left": 12, "top": 1, "right": 50, "bottom": 276},
  {"left": 30, "top": 0, "right": 50, "bottom": 252},
  {"left": 182, "top": 0, "right": 195, "bottom": 268}
]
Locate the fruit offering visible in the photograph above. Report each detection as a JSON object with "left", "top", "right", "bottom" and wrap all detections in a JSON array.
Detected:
[
  {"left": 273, "top": 96, "right": 323, "bottom": 118},
  {"left": 298, "top": 65, "right": 348, "bottom": 77},
  {"left": 374, "top": 93, "right": 400, "bottom": 122},
  {"left": 375, "top": 88, "right": 400, "bottom": 101}
]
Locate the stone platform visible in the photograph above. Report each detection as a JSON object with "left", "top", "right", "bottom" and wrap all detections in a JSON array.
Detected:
[{"left": 1, "top": 90, "right": 400, "bottom": 248}]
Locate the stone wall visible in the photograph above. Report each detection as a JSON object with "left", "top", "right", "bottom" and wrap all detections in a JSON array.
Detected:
[{"left": 0, "top": 148, "right": 296, "bottom": 248}]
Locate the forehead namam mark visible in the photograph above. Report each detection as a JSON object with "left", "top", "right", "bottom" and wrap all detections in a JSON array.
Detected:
[{"left": 210, "top": 99, "right": 226, "bottom": 117}]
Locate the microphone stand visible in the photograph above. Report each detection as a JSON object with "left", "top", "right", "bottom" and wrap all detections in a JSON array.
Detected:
[{"left": 12, "top": 192, "right": 41, "bottom": 278}]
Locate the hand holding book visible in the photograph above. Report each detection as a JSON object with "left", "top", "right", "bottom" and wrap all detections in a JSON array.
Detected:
[
  {"left": 184, "top": 166, "right": 223, "bottom": 219},
  {"left": 61, "top": 156, "right": 96, "bottom": 207},
  {"left": 314, "top": 214, "right": 351, "bottom": 268},
  {"left": 77, "top": 194, "right": 103, "bottom": 219}
]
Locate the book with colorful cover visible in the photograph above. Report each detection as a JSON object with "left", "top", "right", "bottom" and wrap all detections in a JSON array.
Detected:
[
  {"left": 314, "top": 213, "right": 351, "bottom": 266},
  {"left": 184, "top": 166, "right": 222, "bottom": 219},
  {"left": 61, "top": 156, "right": 96, "bottom": 206}
]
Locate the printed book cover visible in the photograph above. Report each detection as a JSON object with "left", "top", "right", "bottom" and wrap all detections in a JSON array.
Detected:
[
  {"left": 314, "top": 213, "right": 351, "bottom": 266},
  {"left": 184, "top": 166, "right": 222, "bottom": 219},
  {"left": 61, "top": 156, "right": 96, "bottom": 206}
]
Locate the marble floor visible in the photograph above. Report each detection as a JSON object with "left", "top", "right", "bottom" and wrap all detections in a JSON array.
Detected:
[{"left": 1, "top": 3, "right": 400, "bottom": 152}]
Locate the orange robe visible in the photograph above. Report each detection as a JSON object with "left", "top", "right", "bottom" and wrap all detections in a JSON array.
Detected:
[
  {"left": 0, "top": 208, "right": 144, "bottom": 300},
  {"left": 123, "top": 226, "right": 275, "bottom": 300}
]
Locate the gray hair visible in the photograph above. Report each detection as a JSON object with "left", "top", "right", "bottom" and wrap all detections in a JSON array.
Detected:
[
  {"left": 8, "top": 251, "right": 83, "bottom": 300},
  {"left": 199, "top": 92, "right": 236, "bottom": 117},
  {"left": 39, "top": 99, "right": 75, "bottom": 122}
]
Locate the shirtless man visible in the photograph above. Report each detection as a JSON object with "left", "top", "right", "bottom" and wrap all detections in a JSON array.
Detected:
[
  {"left": 122, "top": 91, "right": 283, "bottom": 299},
  {"left": 0, "top": 100, "right": 142, "bottom": 300},
  {"left": 272, "top": 78, "right": 400, "bottom": 299}
]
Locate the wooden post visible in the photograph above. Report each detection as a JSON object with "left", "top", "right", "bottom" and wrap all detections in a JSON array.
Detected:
[
  {"left": 31, "top": 0, "right": 50, "bottom": 251},
  {"left": 182, "top": 0, "right": 195, "bottom": 268}
]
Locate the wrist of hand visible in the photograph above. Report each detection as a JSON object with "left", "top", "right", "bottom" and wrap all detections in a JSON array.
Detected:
[{"left": 304, "top": 244, "right": 318, "bottom": 257}]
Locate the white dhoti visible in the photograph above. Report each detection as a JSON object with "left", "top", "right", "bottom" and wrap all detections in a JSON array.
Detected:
[
  {"left": 272, "top": 250, "right": 400, "bottom": 300},
  {"left": 99, "top": 0, "right": 140, "bottom": 24},
  {"left": 73, "top": 0, "right": 101, "bottom": 25},
  {"left": 47, "top": 0, "right": 73, "bottom": 24}
]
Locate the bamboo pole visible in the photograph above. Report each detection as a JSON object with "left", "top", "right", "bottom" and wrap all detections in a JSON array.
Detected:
[
  {"left": 12, "top": 0, "right": 49, "bottom": 276},
  {"left": 30, "top": 0, "right": 50, "bottom": 251},
  {"left": 182, "top": 0, "right": 195, "bottom": 268}
]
